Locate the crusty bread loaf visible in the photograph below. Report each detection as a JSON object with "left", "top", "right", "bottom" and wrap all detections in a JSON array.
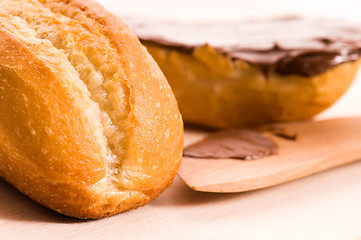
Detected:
[
  {"left": 125, "top": 17, "right": 361, "bottom": 128},
  {"left": 0, "top": 0, "right": 183, "bottom": 219},
  {"left": 145, "top": 43, "right": 361, "bottom": 128}
]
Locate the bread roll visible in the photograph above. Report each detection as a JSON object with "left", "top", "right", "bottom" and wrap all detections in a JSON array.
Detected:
[
  {"left": 125, "top": 17, "right": 361, "bottom": 128},
  {"left": 0, "top": 0, "right": 183, "bottom": 219}
]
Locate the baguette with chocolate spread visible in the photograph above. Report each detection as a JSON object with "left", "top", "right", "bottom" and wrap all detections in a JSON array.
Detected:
[{"left": 125, "top": 17, "right": 361, "bottom": 128}]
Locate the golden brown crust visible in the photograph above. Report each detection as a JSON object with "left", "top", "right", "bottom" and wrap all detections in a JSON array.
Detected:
[
  {"left": 144, "top": 43, "right": 361, "bottom": 128},
  {"left": 0, "top": 0, "right": 183, "bottom": 219}
]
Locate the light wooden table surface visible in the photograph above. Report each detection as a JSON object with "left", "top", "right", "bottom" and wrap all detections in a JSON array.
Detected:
[{"left": 2, "top": 1, "right": 361, "bottom": 239}]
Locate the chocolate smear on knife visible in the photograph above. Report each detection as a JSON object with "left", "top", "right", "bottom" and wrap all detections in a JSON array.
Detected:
[
  {"left": 183, "top": 129, "right": 278, "bottom": 160},
  {"left": 265, "top": 126, "right": 298, "bottom": 141}
]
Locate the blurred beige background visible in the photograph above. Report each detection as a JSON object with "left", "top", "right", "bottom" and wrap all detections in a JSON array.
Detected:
[{"left": 101, "top": 0, "right": 361, "bottom": 21}]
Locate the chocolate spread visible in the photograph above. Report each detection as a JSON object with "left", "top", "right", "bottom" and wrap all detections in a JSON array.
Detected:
[
  {"left": 125, "top": 17, "right": 361, "bottom": 76},
  {"left": 183, "top": 129, "right": 278, "bottom": 160}
]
